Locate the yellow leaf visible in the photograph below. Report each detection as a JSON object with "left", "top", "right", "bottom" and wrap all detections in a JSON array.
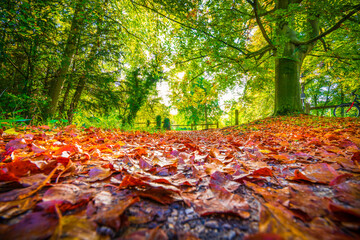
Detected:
[
  {"left": 4, "top": 128, "right": 19, "bottom": 135},
  {"left": 259, "top": 149, "right": 271, "bottom": 154}
]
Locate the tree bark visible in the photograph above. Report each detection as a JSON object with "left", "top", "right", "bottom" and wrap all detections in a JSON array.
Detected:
[
  {"left": 273, "top": 0, "right": 319, "bottom": 115},
  {"left": 67, "top": 4, "right": 106, "bottom": 123},
  {"left": 274, "top": 57, "right": 303, "bottom": 114},
  {"left": 67, "top": 76, "right": 86, "bottom": 123},
  {"left": 46, "top": 0, "right": 85, "bottom": 118}
]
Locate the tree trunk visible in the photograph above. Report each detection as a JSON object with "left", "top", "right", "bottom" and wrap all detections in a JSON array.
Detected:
[
  {"left": 274, "top": 57, "right": 303, "bottom": 115},
  {"left": 273, "top": 0, "right": 319, "bottom": 115},
  {"left": 67, "top": 6, "right": 106, "bottom": 123},
  {"left": 46, "top": 0, "right": 85, "bottom": 118},
  {"left": 59, "top": 79, "right": 72, "bottom": 114},
  {"left": 67, "top": 76, "right": 86, "bottom": 123}
]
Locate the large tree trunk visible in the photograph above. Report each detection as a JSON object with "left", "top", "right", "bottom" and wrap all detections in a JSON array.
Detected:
[
  {"left": 46, "top": 0, "right": 85, "bottom": 118},
  {"left": 273, "top": 0, "right": 319, "bottom": 115},
  {"left": 274, "top": 57, "right": 303, "bottom": 115}
]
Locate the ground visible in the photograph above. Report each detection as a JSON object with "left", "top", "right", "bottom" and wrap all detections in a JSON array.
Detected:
[{"left": 0, "top": 115, "right": 359, "bottom": 239}]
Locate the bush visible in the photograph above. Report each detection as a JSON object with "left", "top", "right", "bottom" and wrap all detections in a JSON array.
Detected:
[
  {"left": 156, "top": 115, "right": 161, "bottom": 129},
  {"left": 163, "top": 117, "right": 171, "bottom": 130}
]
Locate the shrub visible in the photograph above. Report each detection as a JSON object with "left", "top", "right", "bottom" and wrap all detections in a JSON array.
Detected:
[
  {"left": 163, "top": 117, "right": 171, "bottom": 130},
  {"left": 156, "top": 115, "right": 161, "bottom": 129}
]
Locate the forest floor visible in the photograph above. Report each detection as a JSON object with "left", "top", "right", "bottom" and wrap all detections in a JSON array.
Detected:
[{"left": 0, "top": 115, "right": 359, "bottom": 240}]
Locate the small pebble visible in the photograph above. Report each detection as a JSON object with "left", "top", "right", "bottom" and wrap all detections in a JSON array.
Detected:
[
  {"left": 227, "top": 230, "right": 236, "bottom": 240},
  {"left": 223, "top": 223, "right": 232, "bottom": 230},
  {"left": 205, "top": 220, "right": 218, "bottom": 229},
  {"left": 148, "top": 222, "right": 157, "bottom": 229},
  {"left": 189, "top": 220, "right": 197, "bottom": 228},
  {"left": 185, "top": 208, "right": 194, "bottom": 215},
  {"left": 196, "top": 225, "right": 205, "bottom": 232},
  {"left": 97, "top": 226, "right": 115, "bottom": 237},
  {"left": 184, "top": 223, "right": 190, "bottom": 230},
  {"left": 173, "top": 203, "right": 181, "bottom": 209},
  {"left": 168, "top": 217, "right": 176, "bottom": 224},
  {"left": 239, "top": 224, "right": 249, "bottom": 231},
  {"left": 171, "top": 209, "right": 178, "bottom": 216}
]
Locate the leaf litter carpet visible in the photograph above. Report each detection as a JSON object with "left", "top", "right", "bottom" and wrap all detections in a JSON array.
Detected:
[{"left": 0, "top": 115, "right": 359, "bottom": 239}]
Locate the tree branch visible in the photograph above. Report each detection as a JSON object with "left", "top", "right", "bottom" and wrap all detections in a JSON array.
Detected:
[
  {"left": 294, "top": 4, "right": 360, "bottom": 45},
  {"left": 103, "top": 15, "right": 150, "bottom": 49},
  {"left": 188, "top": 63, "right": 225, "bottom": 83},
  {"left": 175, "top": 55, "right": 208, "bottom": 65},
  {"left": 5, "top": 56, "right": 28, "bottom": 79},
  {"left": 132, "top": 1, "right": 249, "bottom": 55},
  {"left": 308, "top": 53, "right": 360, "bottom": 61},
  {"left": 246, "top": 44, "right": 272, "bottom": 60},
  {"left": 247, "top": 0, "right": 276, "bottom": 50}
]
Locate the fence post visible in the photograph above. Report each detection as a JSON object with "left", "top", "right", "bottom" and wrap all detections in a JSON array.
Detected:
[
  {"left": 235, "top": 109, "right": 239, "bottom": 125},
  {"left": 305, "top": 103, "right": 310, "bottom": 114}
]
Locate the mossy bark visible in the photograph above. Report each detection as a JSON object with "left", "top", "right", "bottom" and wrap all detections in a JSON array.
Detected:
[
  {"left": 274, "top": 57, "right": 303, "bottom": 115},
  {"left": 272, "top": 0, "right": 319, "bottom": 116}
]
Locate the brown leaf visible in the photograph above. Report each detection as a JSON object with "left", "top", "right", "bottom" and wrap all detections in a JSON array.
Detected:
[
  {"left": 0, "top": 211, "right": 58, "bottom": 240},
  {"left": 51, "top": 215, "right": 102, "bottom": 240},
  {"left": 190, "top": 183, "right": 250, "bottom": 218},
  {"left": 92, "top": 196, "right": 139, "bottom": 230}
]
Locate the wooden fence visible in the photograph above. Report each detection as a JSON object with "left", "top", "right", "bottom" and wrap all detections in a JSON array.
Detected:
[
  {"left": 135, "top": 121, "right": 219, "bottom": 130},
  {"left": 305, "top": 103, "right": 337, "bottom": 114},
  {"left": 172, "top": 123, "right": 219, "bottom": 130}
]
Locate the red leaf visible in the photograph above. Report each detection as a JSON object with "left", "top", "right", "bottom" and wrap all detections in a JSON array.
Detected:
[
  {"left": 328, "top": 201, "right": 360, "bottom": 222},
  {"left": 189, "top": 183, "right": 250, "bottom": 218},
  {"left": 252, "top": 167, "right": 273, "bottom": 177},
  {"left": 287, "top": 163, "right": 338, "bottom": 184}
]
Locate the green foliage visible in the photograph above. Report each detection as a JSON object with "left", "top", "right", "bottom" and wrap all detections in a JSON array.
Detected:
[
  {"left": 163, "top": 117, "right": 171, "bottom": 130},
  {"left": 1, "top": 0, "right": 359, "bottom": 128},
  {"left": 156, "top": 115, "right": 162, "bottom": 129},
  {"left": 170, "top": 77, "right": 222, "bottom": 125},
  {"left": 0, "top": 92, "right": 47, "bottom": 123},
  {"left": 121, "top": 64, "right": 163, "bottom": 126}
]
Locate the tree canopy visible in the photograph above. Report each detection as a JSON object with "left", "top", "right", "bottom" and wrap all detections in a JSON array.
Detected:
[{"left": 1, "top": 0, "right": 359, "bottom": 127}]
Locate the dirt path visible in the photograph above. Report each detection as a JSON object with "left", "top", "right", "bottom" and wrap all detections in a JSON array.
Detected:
[{"left": 0, "top": 115, "right": 359, "bottom": 239}]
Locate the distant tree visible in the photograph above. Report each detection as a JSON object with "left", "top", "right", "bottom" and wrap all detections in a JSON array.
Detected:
[
  {"left": 163, "top": 117, "right": 171, "bottom": 130},
  {"left": 156, "top": 115, "right": 162, "bottom": 129},
  {"left": 171, "top": 76, "right": 222, "bottom": 125},
  {"left": 121, "top": 64, "right": 162, "bottom": 125},
  {"left": 139, "top": 0, "right": 360, "bottom": 115}
]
